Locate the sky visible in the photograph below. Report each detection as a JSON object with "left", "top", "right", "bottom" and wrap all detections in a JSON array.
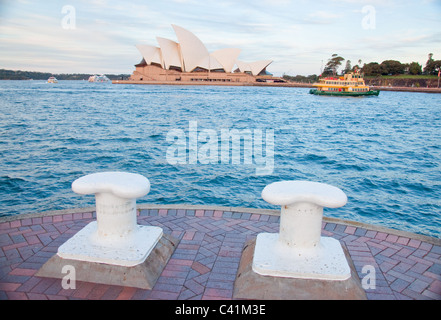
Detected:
[{"left": 0, "top": 0, "right": 440, "bottom": 76}]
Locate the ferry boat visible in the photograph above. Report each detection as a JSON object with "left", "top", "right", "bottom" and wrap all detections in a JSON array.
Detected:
[
  {"left": 47, "top": 76, "right": 58, "bottom": 83},
  {"left": 88, "top": 74, "right": 110, "bottom": 82},
  {"left": 309, "top": 70, "right": 379, "bottom": 96}
]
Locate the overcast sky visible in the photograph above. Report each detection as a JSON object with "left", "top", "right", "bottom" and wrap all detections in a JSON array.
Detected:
[{"left": 1, "top": 0, "right": 440, "bottom": 76}]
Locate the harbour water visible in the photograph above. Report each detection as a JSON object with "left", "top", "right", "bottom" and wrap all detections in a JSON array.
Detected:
[{"left": 0, "top": 80, "right": 440, "bottom": 238}]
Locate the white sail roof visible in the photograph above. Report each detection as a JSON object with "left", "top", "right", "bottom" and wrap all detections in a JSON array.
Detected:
[
  {"left": 135, "top": 44, "right": 163, "bottom": 67},
  {"left": 249, "top": 60, "right": 273, "bottom": 76},
  {"left": 236, "top": 60, "right": 251, "bottom": 73},
  {"left": 156, "top": 37, "right": 183, "bottom": 70},
  {"left": 171, "top": 24, "right": 211, "bottom": 72},
  {"left": 236, "top": 59, "right": 273, "bottom": 76},
  {"left": 135, "top": 25, "right": 272, "bottom": 75},
  {"left": 197, "top": 55, "right": 223, "bottom": 71},
  {"left": 211, "top": 48, "right": 241, "bottom": 73}
]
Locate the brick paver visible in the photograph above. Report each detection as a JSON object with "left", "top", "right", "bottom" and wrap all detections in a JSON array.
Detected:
[{"left": 0, "top": 208, "right": 440, "bottom": 300}]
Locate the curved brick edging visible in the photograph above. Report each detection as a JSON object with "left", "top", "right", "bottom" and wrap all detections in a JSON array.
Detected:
[
  {"left": 1, "top": 204, "right": 439, "bottom": 246},
  {"left": 1, "top": 206, "right": 440, "bottom": 300}
]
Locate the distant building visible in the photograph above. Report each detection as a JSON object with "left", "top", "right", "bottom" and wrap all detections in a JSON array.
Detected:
[{"left": 129, "top": 25, "right": 278, "bottom": 83}]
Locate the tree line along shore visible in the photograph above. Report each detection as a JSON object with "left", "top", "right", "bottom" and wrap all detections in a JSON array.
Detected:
[
  {"left": 282, "top": 53, "right": 440, "bottom": 89},
  {"left": 2, "top": 68, "right": 438, "bottom": 87},
  {"left": 0, "top": 69, "right": 130, "bottom": 81},
  {"left": 2, "top": 54, "right": 440, "bottom": 92},
  {"left": 283, "top": 74, "right": 440, "bottom": 89}
]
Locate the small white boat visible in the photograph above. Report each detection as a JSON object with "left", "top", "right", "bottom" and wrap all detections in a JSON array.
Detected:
[
  {"left": 88, "top": 74, "right": 110, "bottom": 82},
  {"left": 47, "top": 76, "right": 58, "bottom": 83}
]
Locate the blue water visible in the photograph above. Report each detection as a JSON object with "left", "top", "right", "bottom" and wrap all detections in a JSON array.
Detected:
[{"left": 0, "top": 80, "right": 440, "bottom": 238}]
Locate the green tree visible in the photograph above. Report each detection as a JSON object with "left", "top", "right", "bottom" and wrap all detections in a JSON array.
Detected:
[
  {"left": 323, "top": 54, "right": 345, "bottom": 76},
  {"left": 408, "top": 62, "right": 422, "bottom": 75},
  {"left": 379, "top": 60, "right": 405, "bottom": 75},
  {"left": 423, "top": 54, "right": 441, "bottom": 75},
  {"left": 362, "top": 62, "right": 385, "bottom": 76},
  {"left": 423, "top": 53, "right": 434, "bottom": 74}
]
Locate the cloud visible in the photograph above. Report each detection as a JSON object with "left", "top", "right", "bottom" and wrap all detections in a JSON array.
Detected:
[
  {"left": 303, "top": 10, "right": 342, "bottom": 24},
  {"left": 331, "top": 0, "right": 396, "bottom": 4},
  {"left": 1, "top": 0, "right": 440, "bottom": 75}
]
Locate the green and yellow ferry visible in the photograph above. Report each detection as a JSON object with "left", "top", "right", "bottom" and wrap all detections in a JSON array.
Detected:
[{"left": 309, "top": 71, "right": 379, "bottom": 97}]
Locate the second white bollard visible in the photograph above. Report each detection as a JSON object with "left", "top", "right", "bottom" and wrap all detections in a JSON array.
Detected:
[{"left": 253, "top": 180, "right": 351, "bottom": 280}]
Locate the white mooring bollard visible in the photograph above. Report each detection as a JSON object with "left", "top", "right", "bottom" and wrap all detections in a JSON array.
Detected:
[
  {"left": 252, "top": 180, "right": 351, "bottom": 280},
  {"left": 57, "top": 171, "right": 163, "bottom": 267}
]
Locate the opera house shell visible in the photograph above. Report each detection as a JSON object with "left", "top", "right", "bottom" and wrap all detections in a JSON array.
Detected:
[{"left": 129, "top": 25, "right": 275, "bottom": 83}]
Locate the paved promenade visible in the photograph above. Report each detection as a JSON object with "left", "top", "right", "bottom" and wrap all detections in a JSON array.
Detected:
[{"left": 0, "top": 205, "right": 440, "bottom": 300}]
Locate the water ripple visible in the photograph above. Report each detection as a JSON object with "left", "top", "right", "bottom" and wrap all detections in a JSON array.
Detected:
[{"left": 0, "top": 81, "right": 440, "bottom": 237}]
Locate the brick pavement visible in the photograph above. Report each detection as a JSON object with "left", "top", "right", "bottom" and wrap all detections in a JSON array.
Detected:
[{"left": 0, "top": 207, "right": 440, "bottom": 300}]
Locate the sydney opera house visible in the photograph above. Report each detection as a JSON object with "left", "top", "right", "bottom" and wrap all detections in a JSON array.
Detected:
[{"left": 127, "top": 25, "right": 280, "bottom": 84}]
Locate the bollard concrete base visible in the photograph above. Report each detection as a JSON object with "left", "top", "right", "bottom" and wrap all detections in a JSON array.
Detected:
[
  {"left": 233, "top": 238, "right": 367, "bottom": 300},
  {"left": 57, "top": 222, "right": 164, "bottom": 267},
  {"left": 252, "top": 233, "right": 351, "bottom": 280},
  {"left": 36, "top": 233, "right": 179, "bottom": 290}
]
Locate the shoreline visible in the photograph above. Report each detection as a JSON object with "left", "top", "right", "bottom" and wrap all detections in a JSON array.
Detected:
[
  {"left": 1, "top": 204, "right": 439, "bottom": 245},
  {"left": 112, "top": 80, "right": 441, "bottom": 93},
  {"left": 370, "top": 86, "right": 441, "bottom": 94}
]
